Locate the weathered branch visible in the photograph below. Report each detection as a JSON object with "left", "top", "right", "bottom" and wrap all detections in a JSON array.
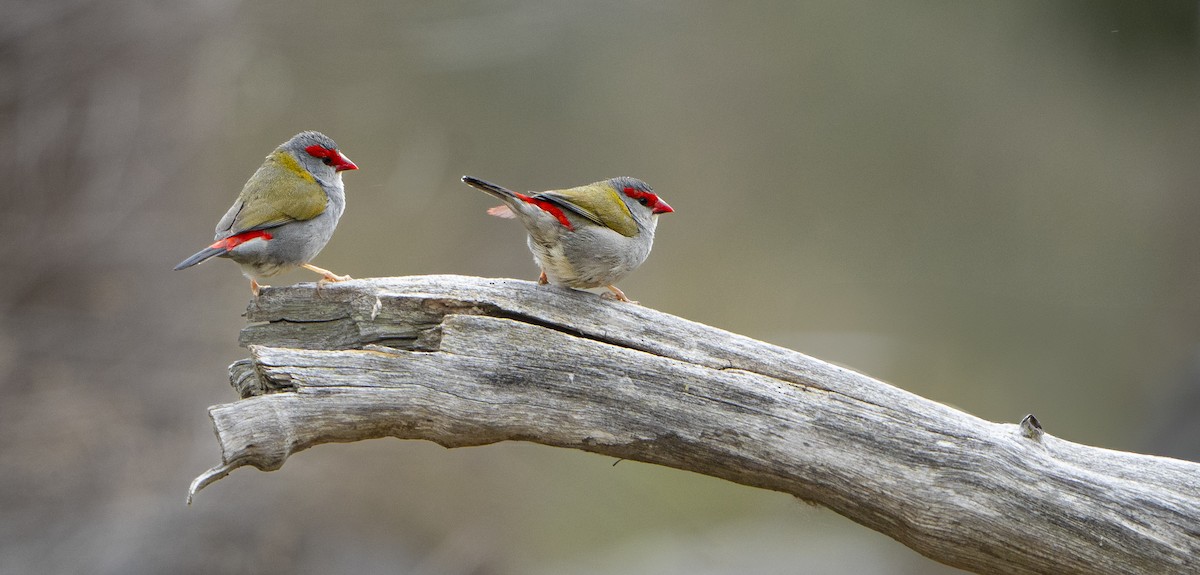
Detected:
[{"left": 191, "top": 275, "right": 1200, "bottom": 575}]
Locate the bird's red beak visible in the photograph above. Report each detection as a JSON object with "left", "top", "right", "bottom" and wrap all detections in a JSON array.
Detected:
[
  {"left": 653, "top": 199, "right": 674, "bottom": 214},
  {"left": 332, "top": 151, "right": 358, "bottom": 172}
]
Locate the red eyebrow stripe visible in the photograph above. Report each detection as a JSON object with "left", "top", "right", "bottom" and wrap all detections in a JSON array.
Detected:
[
  {"left": 516, "top": 193, "right": 573, "bottom": 230},
  {"left": 305, "top": 145, "right": 333, "bottom": 158},
  {"left": 209, "top": 229, "right": 273, "bottom": 251},
  {"left": 623, "top": 187, "right": 656, "bottom": 203}
]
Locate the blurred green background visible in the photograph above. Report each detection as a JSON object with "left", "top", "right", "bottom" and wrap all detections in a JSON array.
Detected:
[{"left": 3, "top": 1, "right": 1198, "bottom": 573}]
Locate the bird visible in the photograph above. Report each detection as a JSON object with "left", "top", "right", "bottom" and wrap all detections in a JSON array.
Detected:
[
  {"left": 174, "top": 131, "right": 357, "bottom": 296},
  {"left": 461, "top": 175, "right": 673, "bottom": 303}
]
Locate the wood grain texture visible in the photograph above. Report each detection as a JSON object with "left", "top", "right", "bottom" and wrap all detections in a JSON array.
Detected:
[{"left": 192, "top": 275, "right": 1200, "bottom": 575}]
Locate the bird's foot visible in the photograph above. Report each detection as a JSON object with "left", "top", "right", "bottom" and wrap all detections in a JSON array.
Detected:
[
  {"left": 537, "top": 271, "right": 549, "bottom": 285},
  {"left": 302, "top": 263, "right": 352, "bottom": 283},
  {"left": 318, "top": 273, "right": 352, "bottom": 283},
  {"left": 315, "top": 274, "right": 351, "bottom": 297},
  {"left": 250, "top": 279, "right": 269, "bottom": 297},
  {"left": 602, "top": 285, "right": 638, "bottom": 304}
]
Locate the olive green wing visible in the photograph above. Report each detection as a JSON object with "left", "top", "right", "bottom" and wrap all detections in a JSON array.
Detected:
[
  {"left": 218, "top": 151, "right": 328, "bottom": 235},
  {"left": 535, "top": 183, "right": 638, "bottom": 237}
]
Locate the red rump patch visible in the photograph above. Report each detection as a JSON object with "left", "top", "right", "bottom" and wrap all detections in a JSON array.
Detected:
[
  {"left": 210, "top": 229, "right": 273, "bottom": 252},
  {"left": 516, "top": 193, "right": 573, "bottom": 230}
]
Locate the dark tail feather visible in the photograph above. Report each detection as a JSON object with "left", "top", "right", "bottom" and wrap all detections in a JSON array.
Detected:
[
  {"left": 174, "top": 246, "right": 226, "bottom": 270},
  {"left": 462, "top": 176, "right": 519, "bottom": 201}
]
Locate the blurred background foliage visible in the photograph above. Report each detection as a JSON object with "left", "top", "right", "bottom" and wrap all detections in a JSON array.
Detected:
[{"left": 2, "top": 1, "right": 1198, "bottom": 573}]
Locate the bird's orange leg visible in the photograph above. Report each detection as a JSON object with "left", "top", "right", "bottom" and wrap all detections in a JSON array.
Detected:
[
  {"left": 538, "top": 270, "right": 549, "bottom": 285},
  {"left": 302, "top": 263, "right": 352, "bottom": 283},
  {"left": 250, "top": 279, "right": 264, "bottom": 297},
  {"left": 603, "top": 284, "right": 637, "bottom": 304}
]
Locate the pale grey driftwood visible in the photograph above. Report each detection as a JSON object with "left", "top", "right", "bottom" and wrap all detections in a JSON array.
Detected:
[{"left": 191, "top": 275, "right": 1200, "bottom": 575}]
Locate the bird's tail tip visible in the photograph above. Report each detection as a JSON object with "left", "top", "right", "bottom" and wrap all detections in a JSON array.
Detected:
[
  {"left": 461, "top": 175, "right": 517, "bottom": 199},
  {"left": 173, "top": 246, "right": 226, "bottom": 271}
]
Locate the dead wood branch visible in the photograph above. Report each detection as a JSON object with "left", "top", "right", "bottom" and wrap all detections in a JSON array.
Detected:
[{"left": 190, "top": 275, "right": 1200, "bottom": 575}]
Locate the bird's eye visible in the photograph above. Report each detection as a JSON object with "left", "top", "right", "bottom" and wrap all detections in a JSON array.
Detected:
[
  {"left": 637, "top": 197, "right": 649, "bottom": 206},
  {"left": 321, "top": 157, "right": 333, "bottom": 166}
]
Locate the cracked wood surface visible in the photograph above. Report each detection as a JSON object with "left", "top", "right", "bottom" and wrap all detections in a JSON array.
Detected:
[{"left": 192, "top": 275, "right": 1200, "bottom": 575}]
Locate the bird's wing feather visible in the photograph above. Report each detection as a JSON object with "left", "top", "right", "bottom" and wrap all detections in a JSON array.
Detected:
[
  {"left": 533, "top": 191, "right": 605, "bottom": 226},
  {"left": 536, "top": 185, "right": 638, "bottom": 237},
  {"left": 223, "top": 151, "right": 328, "bottom": 234}
]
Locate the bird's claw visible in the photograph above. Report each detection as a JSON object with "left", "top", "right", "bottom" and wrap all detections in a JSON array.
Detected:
[
  {"left": 302, "top": 263, "right": 349, "bottom": 285},
  {"left": 319, "top": 273, "right": 352, "bottom": 283},
  {"left": 315, "top": 274, "right": 351, "bottom": 296},
  {"left": 601, "top": 292, "right": 639, "bottom": 305},
  {"left": 602, "top": 285, "right": 638, "bottom": 304}
]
